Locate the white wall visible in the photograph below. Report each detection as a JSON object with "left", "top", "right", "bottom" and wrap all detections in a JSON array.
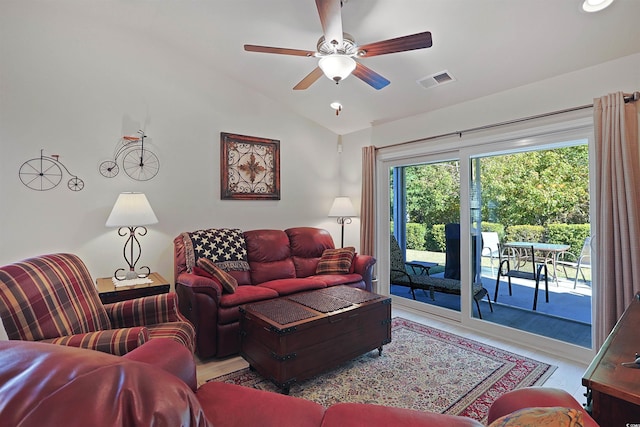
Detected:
[
  {"left": 370, "top": 53, "right": 640, "bottom": 149},
  {"left": 0, "top": 3, "right": 343, "bottom": 282}
]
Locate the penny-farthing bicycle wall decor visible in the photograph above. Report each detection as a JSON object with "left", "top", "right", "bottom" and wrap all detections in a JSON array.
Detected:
[
  {"left": 99, "top": 130, "right": 160, "bottom": 181},
  {"left": 19, "top": 149, "right": 85, "bottom": 191}
]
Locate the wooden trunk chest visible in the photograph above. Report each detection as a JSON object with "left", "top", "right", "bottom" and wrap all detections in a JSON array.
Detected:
[{"left": 239, "top": 286, "right": 391, "bottom": 393}]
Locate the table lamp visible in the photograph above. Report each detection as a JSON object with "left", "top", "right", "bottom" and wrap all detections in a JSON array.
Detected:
[
  {"left": 106, "top": 192, "right": 158, "bottom": 280},
  {"left": 328, "top": 196, "right": 356, "bottom": 248}
]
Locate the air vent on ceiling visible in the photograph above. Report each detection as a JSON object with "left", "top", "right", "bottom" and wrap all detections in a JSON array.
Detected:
[{"left": 417, "top": 70, "right": 455, "bottom": 89}]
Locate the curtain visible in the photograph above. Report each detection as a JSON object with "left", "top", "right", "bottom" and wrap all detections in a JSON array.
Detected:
[
  {"left": 594, "top": 92, "right": 640, "bottom": 348},
  {"left": 360, "top": 146, "right": 376, "bottom": 257}
]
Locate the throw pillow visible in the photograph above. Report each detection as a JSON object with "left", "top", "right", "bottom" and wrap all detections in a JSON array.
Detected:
[
  {"left": 316, "top": 247, "right": 356, "bottom": 275},
  {"left": 196, "top": 258, "right": 238, "bottom": 294},
  {"left": 489, "top": 406, "right": 584, "bottom": 427}
]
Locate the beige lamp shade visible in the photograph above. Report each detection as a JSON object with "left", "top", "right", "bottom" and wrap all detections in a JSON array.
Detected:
[
  {"left": 106, "top": 192, "right": 158, "bottom": 227},
  {"left": 328, "top": 197, "right": 356, "bottom": 218}
]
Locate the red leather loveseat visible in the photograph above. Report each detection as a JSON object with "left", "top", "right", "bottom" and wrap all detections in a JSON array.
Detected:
[
  {"left": 174, "top": 227, "right": 376, "bottom": 358},
  {"left": 0, "top": 339, "right": 597, "bottom": 427}
]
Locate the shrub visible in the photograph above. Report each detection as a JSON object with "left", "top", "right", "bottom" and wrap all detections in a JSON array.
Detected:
[
  {"left": 505, "top": 225, "right": 545, "bottom": 242},
  {"left": 426, "top": 224, "right": 446, "bottom": 252},
  {"left": 406, "top": 223, "right": 426, "bottom": 250},
  {"left": 544, "top": 223, "right": 590, "bottom": 260}
]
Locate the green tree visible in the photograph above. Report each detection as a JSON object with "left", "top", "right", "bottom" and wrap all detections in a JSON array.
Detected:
[
  {"left": 391, "top": 144, "right": 589, "bottom": 234},
  {"left": 480, "top": 146, "right": 588, "bottom": 226},
  {"left": 405, "top": 161, "right": 460, "bottom": 226}
]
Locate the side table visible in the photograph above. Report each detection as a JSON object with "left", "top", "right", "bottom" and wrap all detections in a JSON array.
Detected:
[{"left": 96, "top": 272, "right": 170, "bottom": 304}]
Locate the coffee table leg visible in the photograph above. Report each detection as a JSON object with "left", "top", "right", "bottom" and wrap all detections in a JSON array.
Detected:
[{"left": 378, "top": 346, "right": 383, "bottom": 356}]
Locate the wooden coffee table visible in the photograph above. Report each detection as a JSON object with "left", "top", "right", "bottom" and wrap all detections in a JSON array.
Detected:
[{"left": 239, "top": 285, "right": 391, "bottom": 394}]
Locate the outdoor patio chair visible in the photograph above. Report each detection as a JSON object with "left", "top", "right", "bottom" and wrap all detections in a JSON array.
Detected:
[
  {"left": 495, "top": 244, "right": 549, "bottom": 310},
  {"left": 556, "top": 237, "right": 592, "bottom": 289},
  {"left": 390, "top": 234, "right": 493, "bottom": 319},
  {"left": 481, "top": 232, "right": 501, "bottom": 276}
]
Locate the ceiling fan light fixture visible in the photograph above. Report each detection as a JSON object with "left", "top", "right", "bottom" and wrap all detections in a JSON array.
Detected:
[
  {"left": 582, "top": 0, "right": 614, "bottom": 12},
  {"left": 318, "top": 55, "right": 356, "bottom": 83}
]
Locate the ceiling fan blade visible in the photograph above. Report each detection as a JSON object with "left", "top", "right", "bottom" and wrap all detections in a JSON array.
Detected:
[
  {"left": 315, "top": 0, "right": 343, "bottom": 48},
  {"left": 244, "top": 44, "right": 316, "bottom": 57},
  {"left": 357, "top": 31, "right": 432, "bottom": 57},
  {"left": 352, "top": 62, "right": 390, "bottom": 90},
  {"left": 293, "top": 67, "right": 324, "bottom": 90}
]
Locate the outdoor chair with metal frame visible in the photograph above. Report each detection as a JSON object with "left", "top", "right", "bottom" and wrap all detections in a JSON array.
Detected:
[
  {"left": 495, "top": 243, "right": 549, "bottom": 310},
  {"left": 556, "top": 237, "right": 591, "bottom": 289},
  {"left": 389, "top": 234, "right": 493, "bottom": 319}
]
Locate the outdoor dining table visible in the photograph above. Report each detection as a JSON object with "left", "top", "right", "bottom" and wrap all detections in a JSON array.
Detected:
[{"left": 503, "top": 241, "right": 570, "bottom": 284}]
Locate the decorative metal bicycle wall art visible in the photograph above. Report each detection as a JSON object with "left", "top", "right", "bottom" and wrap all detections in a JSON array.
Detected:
[
  {"left": 19, "top": 149, "right": 85, "bottom": 191},
  {"left": 99, "top": 130, "right": 160, "bottom": 181}
]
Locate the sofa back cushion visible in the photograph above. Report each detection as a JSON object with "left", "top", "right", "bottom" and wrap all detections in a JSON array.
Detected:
[
  {"left": 0, "top": 253, "right": 111, "bottom": 341},
  {"left": 286, "top": 227, "right": 335, "bottom": 277},
  {"left": 245, "top": 229, "right": 296, "bottom": 284}
]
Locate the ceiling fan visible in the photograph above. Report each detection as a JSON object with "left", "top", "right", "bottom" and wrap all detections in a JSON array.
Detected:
[{"left": 244, "top": 0, "right": 433, "bottom": 90}]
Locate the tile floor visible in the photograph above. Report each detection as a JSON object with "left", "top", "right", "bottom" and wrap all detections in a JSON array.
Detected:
[{"left": 196, "top": 305, "right": 590, "bottom": 406}]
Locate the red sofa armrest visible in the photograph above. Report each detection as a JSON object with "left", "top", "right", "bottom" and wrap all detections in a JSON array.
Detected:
[
  {"left": 123, "top": 338, "right": 197, "bottom": 391},
  {"left": 352, "top": 254, "right": 376, "bottom": 292},
  {"left": 175, "top": 272, "right": 224, "bottom": 358},
  {"left": 486, "top": 387, "right": 598, "bottom": 427},
  {"left": 177, "top": 272, "right": 224, "bottom": 298}
]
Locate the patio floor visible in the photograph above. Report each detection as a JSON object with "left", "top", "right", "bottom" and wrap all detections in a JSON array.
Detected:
[{"left": 390, "top": 266, "right": 592, "bottom": 347}]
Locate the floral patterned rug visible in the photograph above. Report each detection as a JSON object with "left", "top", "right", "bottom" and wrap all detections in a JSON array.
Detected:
[{"left": 210, "top": 317, "right": 556, "bottom": 423}]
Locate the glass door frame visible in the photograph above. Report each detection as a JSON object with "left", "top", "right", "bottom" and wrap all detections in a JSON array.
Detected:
[{"left": 376, "top": 114, "right": 596, "bottom": 364}]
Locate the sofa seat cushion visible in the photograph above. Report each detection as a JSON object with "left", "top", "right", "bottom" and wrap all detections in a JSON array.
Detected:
[
  {"left": 314, "top": 273, "right": 364, "bottom": 288},
  {"left": 218, "top": 285, "right": 279, "bottom": 308},
  {"left": 322, "top": 403, "right": 483, "bottom": 427},
  {"left": 258, "top": 277, "right": 327, "bottom": 296}
]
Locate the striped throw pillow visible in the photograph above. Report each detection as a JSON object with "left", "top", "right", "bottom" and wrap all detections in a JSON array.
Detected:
[
  {"left": 196, "top": 258, "right": 238, "bottom": 294},
  {"left": 315, "top": 247, "right": 356, "bottom": 275}
]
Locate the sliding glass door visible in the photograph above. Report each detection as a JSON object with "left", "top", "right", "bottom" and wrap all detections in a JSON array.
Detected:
[
  {"left": 469, "top": 145, "right": 591, "bottom": 347},
  {"left": 390, "top": 159, "right": 462, "bottom": 315},
  {"left": 380, "top": 116, "right": 594, "bottom": 359}
]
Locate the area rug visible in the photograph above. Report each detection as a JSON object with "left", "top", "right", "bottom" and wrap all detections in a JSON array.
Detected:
[{"left": 210, "top": 317, "right": 556, "bottom": 423}]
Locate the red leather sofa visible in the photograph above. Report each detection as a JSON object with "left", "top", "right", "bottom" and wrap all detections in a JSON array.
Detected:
[
  {"left": 0, "top": 339, "right": 596, "bottom": 427},
  {"left": 174, "top": 227, "right": 376, "bottom": 358}
]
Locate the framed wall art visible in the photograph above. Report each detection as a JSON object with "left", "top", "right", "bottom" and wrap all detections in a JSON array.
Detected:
[{"left": 220, "top": 132, "right": 280, "bottom": 200}]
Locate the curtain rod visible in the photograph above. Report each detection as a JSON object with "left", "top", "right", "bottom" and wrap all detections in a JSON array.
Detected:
[{"left": 379, "top": 91, "right": 640, "bottom": 149}]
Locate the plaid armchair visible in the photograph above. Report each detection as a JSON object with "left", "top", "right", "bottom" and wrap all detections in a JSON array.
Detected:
[{"left": 0, "top": 253, "right": 195, "bottom": 355}]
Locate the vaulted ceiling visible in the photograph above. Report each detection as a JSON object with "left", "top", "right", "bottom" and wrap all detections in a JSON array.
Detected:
[{"left": 9, "top": 0, "right": 640, "bottom": 135}]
